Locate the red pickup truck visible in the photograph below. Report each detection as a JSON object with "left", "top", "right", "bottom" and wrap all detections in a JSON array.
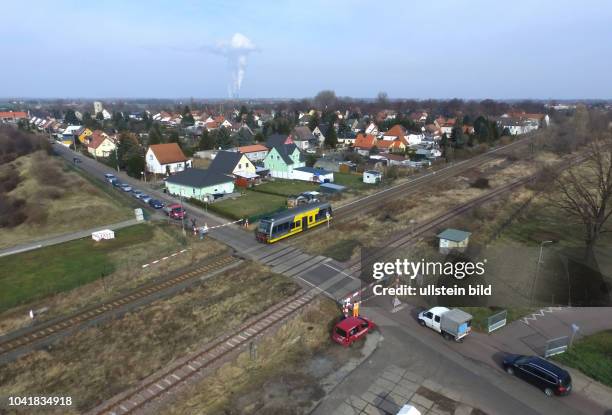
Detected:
[
  {"left": 332, "top": 316, "right": 376, "bottom": 347},
  {"left": 163, "top": 203, "right": 186, "bottom": 220}
]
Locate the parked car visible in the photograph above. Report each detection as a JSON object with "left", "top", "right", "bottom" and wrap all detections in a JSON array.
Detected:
[
  {"left": 418, "top": 307, "right": 472, "bottom": 341},
  {"left": 331, "top": 316, "right": 376, "bottom": 347},
  {"left": 148, "top": 199, "right": 164, "bottom": 209},
  {"left": 131, "top": 190, "right": 144, "bottom": 198},
  {"left": 119, "top": 184, "right": 132, "bottom": 192},
  {"left": 141, "top": 195, "right": 152, "bottom": 204},
  {"left": 104, "top": 173, "right": 116, "bottom": 183},
  {"left": 112, "top": 180, "right": 122, "bottom": 188},
  {"left": 503, "top": 355, "right": 572, "bottom": 396},
  {"left": 163, "top": 203, "right": 186, "bottom": 219}
]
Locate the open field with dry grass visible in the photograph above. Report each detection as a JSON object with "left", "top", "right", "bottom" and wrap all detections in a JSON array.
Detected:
[
  {"left": 163, "top": 298, "right": 361, "bottom": 415},
  {"left": 0, "top": 151, "right": 132, "bottom": 249},
  {"left": 0, "top": 223, "right": 227, "bottom": 335},
  {"left": 0, "top": 262, "right": 299, "bottom": 414},
  {"left": 298, "top": 150, "right": 560, "bottom": 261}
]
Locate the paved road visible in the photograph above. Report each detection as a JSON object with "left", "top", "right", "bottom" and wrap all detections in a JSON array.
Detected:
[
  {"left": 322, "top": 295, "right": 612, "bottom": 414},
  {"left": 0, "top": 218, "right": 141, "bottom": 257}
]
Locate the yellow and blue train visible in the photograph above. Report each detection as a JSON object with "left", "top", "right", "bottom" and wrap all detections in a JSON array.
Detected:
[{"left": 255, "top": 202, "right": 332, "bottom": 243}]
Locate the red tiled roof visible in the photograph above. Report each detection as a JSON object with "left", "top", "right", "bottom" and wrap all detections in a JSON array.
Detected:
[
  {"left": 88, "top": 131, "right": 113, "bottom": 149},
  {"left": 237, "top": 144, "right": 268, "bottom": 153},
  {"left": 149, "top": 143, "right": 188, "bottom": 164},
  {"left": 354, "top": 133, "right": 377, "bottom": 149},
  {"left": 0, "top": 111, "right": 27, "bottom": 119}
]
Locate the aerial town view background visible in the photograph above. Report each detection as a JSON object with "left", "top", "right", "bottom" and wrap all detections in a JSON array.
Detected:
[{"left": 0, "top": 1, "right": 611, "bottom": 415}]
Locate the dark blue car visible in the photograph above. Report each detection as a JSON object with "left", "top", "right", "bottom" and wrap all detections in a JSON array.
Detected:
[{"left": 148, "top": 199, "right": 164, "bottom": 209}]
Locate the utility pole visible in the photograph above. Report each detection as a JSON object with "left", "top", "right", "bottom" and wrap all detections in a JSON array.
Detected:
[
  {"left": 179, "top": 190, "right": 186, "bottom": 237},
  {"left": 114, "top": 146, "right": 120, "bottom": 173}
]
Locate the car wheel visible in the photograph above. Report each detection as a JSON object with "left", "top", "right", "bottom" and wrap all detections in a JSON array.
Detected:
[
  {"left": 544, "top": 388, "right": 554, "bottom": 397},
  {"left": 505, "top": 366, "right": 514, "bottom": 375},
  {"left": 418, "top": 319, "right": 426, "bottom": 327},
  {"left": 443, "top": 332, "right": 452, "bottom": 341}
]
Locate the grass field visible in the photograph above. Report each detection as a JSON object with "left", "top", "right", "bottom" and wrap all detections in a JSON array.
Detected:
[
  {"left": 553, "top": 330, "right": 612, "bottom": 387},
  {"left": 210, "top": 190, "right": 287, "bottom": 220},
  {"left": 0, "top": 224, "right": 156, "bottom": 313},
  {"left": 165, "top": 298, "right": 346, "bottom": 415},
  {"left": 334, "top": 172, "right": 374, "bottom": 191},
  {"left": 0, "top": 262, "right": 299, "bottom": 413},
  {"left": 0, "top": 152, "right": 132, "bottom": 249},
  {"left": 254, "top": 179, "right": 319, "bottom": 197}
]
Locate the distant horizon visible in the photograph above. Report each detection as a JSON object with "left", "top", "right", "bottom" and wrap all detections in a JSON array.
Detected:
[{"left": 2, "top": 96, "right": 610, "bottom": 103}]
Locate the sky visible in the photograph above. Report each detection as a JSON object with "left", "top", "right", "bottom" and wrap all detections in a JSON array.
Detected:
[{"left": 1, "top": 0, "right": 611, "bottom": 99}]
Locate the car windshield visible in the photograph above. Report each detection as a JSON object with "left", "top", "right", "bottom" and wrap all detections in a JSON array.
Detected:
[{"left": 335, "top": 327, "right": 347, "bottom": 338}]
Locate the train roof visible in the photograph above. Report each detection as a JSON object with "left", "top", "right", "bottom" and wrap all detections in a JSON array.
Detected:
[{"left": 261, "top": 201, "right": 331, "bottom": 222}]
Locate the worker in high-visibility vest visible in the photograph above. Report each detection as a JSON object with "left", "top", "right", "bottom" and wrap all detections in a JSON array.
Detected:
[{"left": 353, "top": 302, "right": 360, "bottom": 317}]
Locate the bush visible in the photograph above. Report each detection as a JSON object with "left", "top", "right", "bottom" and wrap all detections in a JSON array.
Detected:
[
  {"left": 0, "top": 194, "right": 27, "bottom": 228},
  {"left": 470, "top": 177, "right": 490, "bottom": 189}
]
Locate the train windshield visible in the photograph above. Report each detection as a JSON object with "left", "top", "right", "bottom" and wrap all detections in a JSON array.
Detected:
[{"left": 258, "top": 220, "right": 272, "bottom": 234}]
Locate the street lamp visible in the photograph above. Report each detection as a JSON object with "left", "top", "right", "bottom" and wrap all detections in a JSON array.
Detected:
[{"left": 531, "top": 240, "right": 553, "bottom": 305}]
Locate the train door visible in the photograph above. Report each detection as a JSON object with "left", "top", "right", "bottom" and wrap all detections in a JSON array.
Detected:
[{"left": 302, "top": 216, "right": 308, "bottom": 230}]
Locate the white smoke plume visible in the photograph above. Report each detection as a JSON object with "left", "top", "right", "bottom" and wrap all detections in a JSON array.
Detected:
[{"left": 214, "top": 33, "right": 257, "bottom": 98}]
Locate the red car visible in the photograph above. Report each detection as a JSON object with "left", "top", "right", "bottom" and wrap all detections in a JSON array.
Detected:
[
  {"left": 163, "top": 203, "right": 186, "bottom": 220},
  {"left": 332, "top": 316, "right": 376, "bottom": 347}
]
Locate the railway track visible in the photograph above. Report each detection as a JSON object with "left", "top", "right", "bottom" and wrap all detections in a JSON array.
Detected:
[
  {"left": 0, "top": 254, "right": 241, "bottom": 361},
  {"left": 88, "top": 288, "right": 318, "bottom": 415}
]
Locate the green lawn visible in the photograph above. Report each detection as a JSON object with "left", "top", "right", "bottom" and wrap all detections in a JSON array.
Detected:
[
  {"left": 553, "top": 330, "right": 612, "bottom": 387},
  {"left": 0, "top": 224, "right": 154, "bottom": 312},
  {"left": 253, "top": 179, "right": 319, "bottom": 197},
  {"left": 461, "top": 307, "right": 536, "bottom": 332},
  {"left": 334, "top": 172, "right": 373, "bottom": 191},
  {"left": 209, "top": 190, "right": 287, "bottom": 221}
]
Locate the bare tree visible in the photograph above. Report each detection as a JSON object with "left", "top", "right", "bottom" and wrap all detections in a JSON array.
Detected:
[{"left": 552, "top": 137, "right": 612, "bottom": 264}]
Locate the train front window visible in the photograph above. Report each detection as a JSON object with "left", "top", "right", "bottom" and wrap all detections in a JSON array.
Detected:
[{"left": 258, "top": 220, "right": 271, "bottom": 234}]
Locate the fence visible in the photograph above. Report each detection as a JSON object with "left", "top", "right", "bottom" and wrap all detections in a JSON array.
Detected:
[
  {"left": 487, "top": 310, "right": 508, "bottom": 333},
  {"left": 544, "top": 336, "right": 569, "bottom": 357}
]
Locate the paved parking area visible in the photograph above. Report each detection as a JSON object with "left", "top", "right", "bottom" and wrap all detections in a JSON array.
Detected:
[{"left": 331, "top": 364, "right": 485, "bottom": 415}]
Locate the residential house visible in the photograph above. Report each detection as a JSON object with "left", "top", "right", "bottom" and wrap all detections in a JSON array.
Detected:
[
  {"left": 87, "top": 131, "right": 116, "bottom": 158},
  {"left": 291, "top": 126, "right": 317, "bottom": 150},
  {"left": 0, "top": 111, "right": 28, "bottom": 122},
  {"left": 337, "top": 131, "right": 357, "bottom": 147},
  {"left": 146, "top": 143, "right": 192, "bottom": 175},
  {"left": 377, "top": 139, "right": 406, "bottom": 153},
  {"left": 312, "top": 125, "right": 326, "bottom": 146},
  {"left": 354, "top": 133, "right": 378, "bottom": 156},
  {"left": 263, "top": 142, "right": 305, "bottom": 179},
  {"left": 208, "top": 150, "right": 257, "bottom": 181},
  {"left": 165, "top": 168, "right": 235, "bottom": 201},
  {"left": 365, "top": 122, "right": 379, "bottom": 136},
  {"left": 234, "top": 144, "right": 269, "bottom": 162},
  {"left": 78, "top": 128, "right": 93, "bottom": 144},
  {"left": 61, "top": 125, "right": 83, "bottom": 146},
  {"left": 266, "top": 133, "right": 294, "bottom": 148}
]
